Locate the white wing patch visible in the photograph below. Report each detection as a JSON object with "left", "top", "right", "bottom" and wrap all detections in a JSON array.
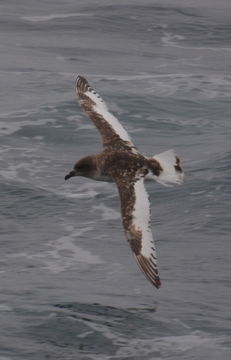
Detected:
[
  {"left": 133, "top": 178, "right": 157, "bottom": 259},
  {"left": 85, "top": 88, "right": 134, "bottom": 145},
  {"left": 76, "top": 76, "right": 138, "bottom": 153}
]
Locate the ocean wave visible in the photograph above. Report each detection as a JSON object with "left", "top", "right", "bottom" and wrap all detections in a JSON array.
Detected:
[
  {"left": 160, "top": 30, "right": 231, "bottom": 52},
  {"left": 113, "top": 333, "right": 227, "bottom": 358},
  {"left": 66, "top": 114, "right": 95, "bottom": 131},
  {"left": 161, "top": 31, "right": 185, "bottom": 47},
  {"left": 41, "top": 179, "right": 107, "bottom": 200},
  {"left": 159, "top": 27, "right": 231, "bottom": 52},
  {"left": 144, "top": 74, "right": 231, "bottom": 99},
  {"left": 55, "top": 189, "right": 99, "bottom": 199},
  {"left": 0, "top": 304, "right": 12, "bottom": 312},
  {"left": 91, "top": 203, "right": 120, "bottom": 221},
  {"left": 10, "top": 227, "right": 103, "bottom": 274},
  {"left": 55, "top": 303, "right": 228, "bottom": 360},
  {"left": 0, "top": 117, "right": 57, "bottom": 136},
  {"left": 21, "top": 13, "right": 94, "bottom": 22},
  {"left": 79, "top": 73, "right": 231, "bottom": 100}
]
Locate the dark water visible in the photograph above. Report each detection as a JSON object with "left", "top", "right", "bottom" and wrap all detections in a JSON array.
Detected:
[{"left": 0, "top": 0, "right": 230, "bottom": 359}]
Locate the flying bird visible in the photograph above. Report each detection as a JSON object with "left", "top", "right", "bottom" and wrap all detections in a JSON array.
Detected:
[{"left": 65, "top": 76, "right": 184, "bottom": 288}]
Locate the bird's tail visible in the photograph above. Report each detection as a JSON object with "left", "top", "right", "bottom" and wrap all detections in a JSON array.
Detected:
[{"left": 150, "top": 149, "right": 184, "bottom": 186}]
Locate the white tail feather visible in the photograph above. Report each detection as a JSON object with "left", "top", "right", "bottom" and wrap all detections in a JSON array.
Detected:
[{"left": 152, "top": 149, "right": 184, "bottom": 186}]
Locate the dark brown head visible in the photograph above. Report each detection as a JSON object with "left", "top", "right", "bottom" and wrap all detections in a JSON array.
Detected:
[{"left": 65, "top": 155, "right": 97, "bottom": 180}]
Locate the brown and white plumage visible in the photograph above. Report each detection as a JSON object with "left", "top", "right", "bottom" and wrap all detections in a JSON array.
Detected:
[
  {"left": 76, "top": 76, "right": 138, "bottom": 153},
  {"left": 114, "top": 173, "right": 161, "bottom": 288},
  {"left": 65, "top": 76, "right": 184, "bottom": 289}
]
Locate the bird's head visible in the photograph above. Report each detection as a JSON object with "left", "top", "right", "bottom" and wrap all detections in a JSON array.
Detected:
[{"left": 64, "top": 156, "right": 96, "bottom": 180}]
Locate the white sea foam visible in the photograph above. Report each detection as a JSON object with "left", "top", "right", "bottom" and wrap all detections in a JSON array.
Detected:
[
  {"left": 92, "top": 203, "right": 120, "bottom": 221},
  {"left": 115, "top": 333, "right": 227, "bottom": 357},
  {"left": 38, "top": 181, "right": 112, "bottom": 201},
  {"left": 185, "top": 45, "right": 231, "bottom": 52},
  {"left": 0, "top": 304, "right": 12, "bottom": 312},
  {"left": 21, "top": 13, "right": 94, "bottom": 22},
  {"left": 0, "top": 160, "right": 31, "bottom": 181},
  {"left": 77, "top": 330, "right": 94, "bottom": 339},
  {"left": 52, "top": 189, "right": 99, "bottom": 200},
  {"left": 160, "top": 30, "right": 231, "bottom": 52},
  {"left": 143, "top": 73, "right": 231, "bottom": 99},
  {"left": 0, "top": 118, "right": 57, "bottom": 136},
  {"left": 0, "top": 158, "right": 46, "bottom": 182},
  {"left": 80, "top": 325, "right": 228, "bottom": 360},
  {"left": 0, "top": 108, "right": 38, "bottom": 119},
  {"left": 32, "top": 136, "right": 44, "bottom": 141},
  {"left": 0, "top": 169, "right": 21, "bottom": 181},
  {"left": 12, "top": 227, "right": 103, "bottom": 274},
  {"left": 66, "top": 114, "right": 95, "bottom": 131},
  {"left": 161, "top": 32, "right": 185, "bottom": 47}
]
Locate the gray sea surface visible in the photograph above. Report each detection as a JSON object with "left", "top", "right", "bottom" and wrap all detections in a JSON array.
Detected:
[{"left": 0, "top": 0, "right": 231, "bottom": 359}]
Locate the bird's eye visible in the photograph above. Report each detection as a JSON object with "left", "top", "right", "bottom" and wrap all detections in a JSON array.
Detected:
[{"left": 76, "top": 162, "right": 89, "bottom": 170}]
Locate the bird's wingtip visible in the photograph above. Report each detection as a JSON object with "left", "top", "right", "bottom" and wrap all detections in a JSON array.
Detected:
[
  {"left": 75, "top": 75, "right": 83, "bottom": 87},
  {"left": 75, "top": 75, "right": 89, "bottom": 93}
]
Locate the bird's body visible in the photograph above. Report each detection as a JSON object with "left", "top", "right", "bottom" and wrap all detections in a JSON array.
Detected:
[
  {"left": 70, "top": 151, "right": 161, "bottom": 182},
  {"left": 65, "top": 76, "right": 184, "bottom": 288}
]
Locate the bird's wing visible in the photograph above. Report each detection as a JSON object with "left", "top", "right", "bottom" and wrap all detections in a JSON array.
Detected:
[
  {"left": 113, "top": 171, "right": 161, "bottom": 288},
  {"left": 75, "top": 76, "right": 138, "bottom": 153}
]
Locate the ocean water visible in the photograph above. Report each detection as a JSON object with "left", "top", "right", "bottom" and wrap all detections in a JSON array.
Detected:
[{"left": 0, "top": 0, "right": 230, "bottom": 359}]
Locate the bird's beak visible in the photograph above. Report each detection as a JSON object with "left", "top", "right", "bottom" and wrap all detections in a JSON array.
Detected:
[{"left": 64, "top": 170, "right": 76, "bottom": 181}]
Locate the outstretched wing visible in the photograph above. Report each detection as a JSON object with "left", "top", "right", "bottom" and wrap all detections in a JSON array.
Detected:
[
  {"left": 114, "top": 172, "right": 161, "bottom": 288},
  {"left": 75, "top": 76, "right": 138, "bottom": 153}
]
